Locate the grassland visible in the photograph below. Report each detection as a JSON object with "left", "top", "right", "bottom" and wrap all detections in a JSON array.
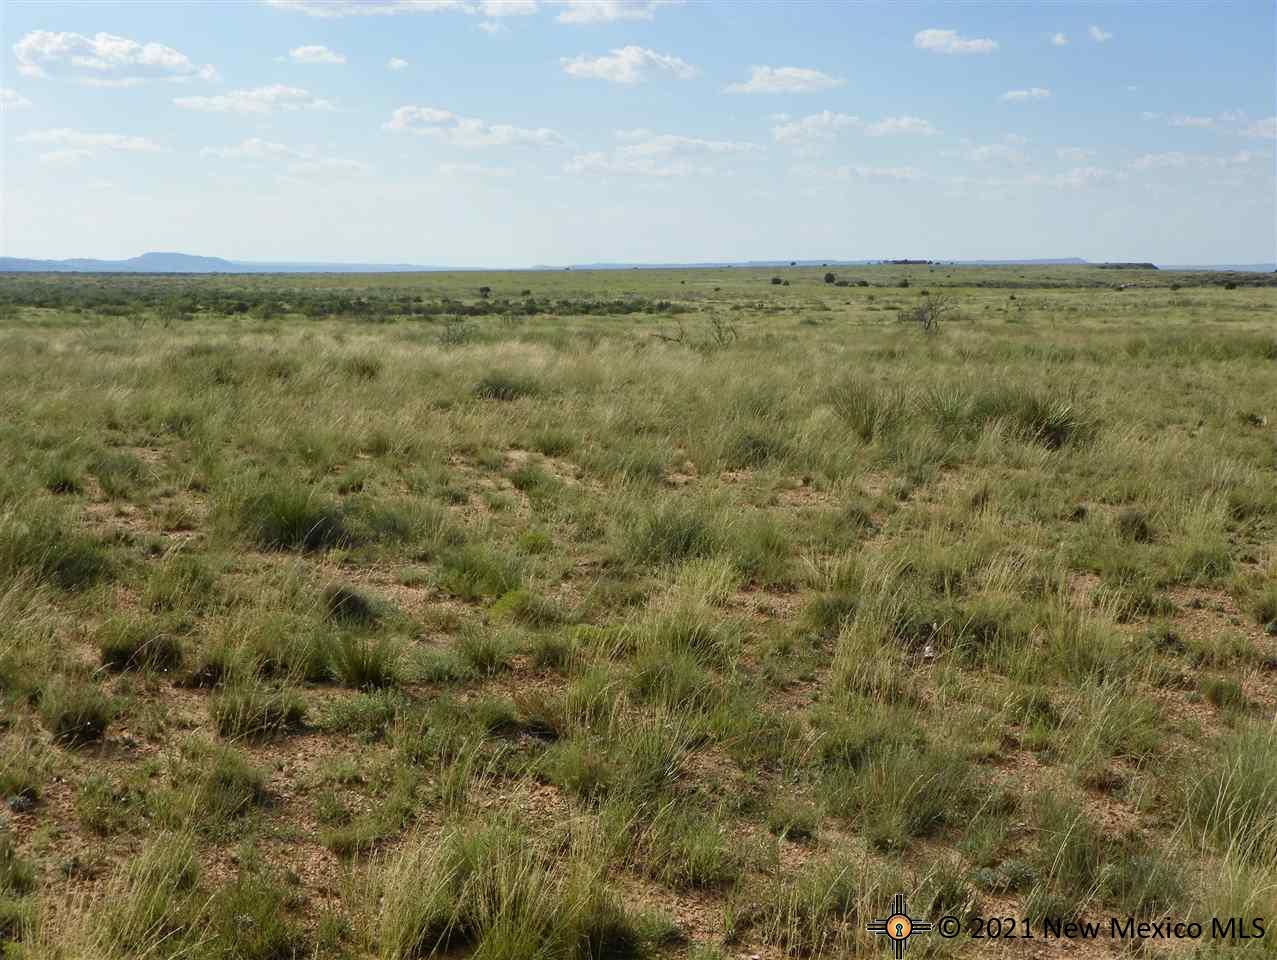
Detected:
[{"left": 0, "top": 263, "right": 1275, "bottom": 959}]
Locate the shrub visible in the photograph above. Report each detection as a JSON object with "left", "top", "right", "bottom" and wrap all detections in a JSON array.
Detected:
[
  {"left": 331, "top": 635, "right": 400, "bottom": 689},
  {"left": 98, "top": 617, "right": 184, "bottom": 673},
  {"left": 144, "top": 555, "right": 217, "bottom": 612},
  {"left": 40, "top": 680, "right": 112, "bottom": 745},
  {"left": 473, "top": 370, "right": 540, "bottom": 402},
  {"left": 237, "top": 487, "right": 352, "bottom": 551},
  {"left": 210, "top": 683, "right": 306, "bottom": 740},
  {"left": 437, "top": 545, "right": 523, "bottom": 600},
  {"left": 0, "top": 508, "right": 112, "bottom": 590},
  {"left": 195, "top": 745, "right": 270, "bottom": 819},
  {"left": 1187, "top": 726, "right": 1277, "bottom": 860},
  {"left": 322, "top": 583, "right": 380, "bottom": 626},
  {"left": 620, "top": 500, "right": 723, "bottom": 567}
]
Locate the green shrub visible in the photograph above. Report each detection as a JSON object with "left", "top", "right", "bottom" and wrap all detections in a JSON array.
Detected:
[
  {"left": 98, "top": 617, "right": 184, "bottom": 673},
  {"left": 0, "top": 508, "right": 112, "bottom": 590},
  {"left": 473, "top": 370, "right": 541, "bottom": 401},
  {"left": 237, "top": 487, "right": 352, "bottom": 551},
  {"left": 210, "top": 683, "right": 306, "bottom": 740},
  {"left": 40, "top": 680, "right": 112, "bottom": 745}
]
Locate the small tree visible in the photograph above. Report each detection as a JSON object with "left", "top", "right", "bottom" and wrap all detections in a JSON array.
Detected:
[
  {"left": 824, "top": 272, "right": 836, "bottom": 284},
  {"left": 898, "top": 292, "right": 957, "bottom": 334},
  {"left": 478, "top": 286, "right": 492, "bottom": 298}
]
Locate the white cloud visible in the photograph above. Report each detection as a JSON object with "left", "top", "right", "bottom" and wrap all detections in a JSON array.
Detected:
[
  {"left": 560, "top": 46, "right": 696, "bottom": 84},
  {"left": 0, "top": 88, "right": 32, "bottom": 110},
  {"left": 1142, "top": 112, "right": 1162, "bottom": 121},
  {"left": 39, "top": 148, "right": 95, "bottom": 166},
  {"left": 288, "top": 44, "right": 346, "bottom": 63},
  {"left": 480, "top": 0, "right": 538, "bottom": 14},
  {"left": 1170, "top": 115, "right": 1213, "bottom": 128},
  {"left": 19, "top": 128, "right": 163, "bottom": 152},
  {"left": 478, "top": 20, "right": 506, "bottom": 31},
  {"left": 1058, "top": 165, "right": 1111, "bottom": 186},
  {"left": 285, "top": 157, "right": 371, "bottom": 177},
  {"left": 968, "top": 142, "right": 1026, "bottom": 164},
  {"left": 1051, "top": 33, "right": 1068, "bottom": 46},
  {"left": 387, "top": 57, "right": 409, "bottom": 69},
  {"left": 202, "top": 137, "right": 369, "bottom": 178},
  {"left": 384, "top": 105, "right": 561, "bottom": 147},
  {"left": 1130, "top": 152, "right": 1188, "bottom": 170},
  {"left": 265, "top": 0, "right": 469, "bottom": 16},
  {"left": 1057, "top": 146, "right": 1095, "bottom": 162},
  {"left": 913, "top": 29, "right": 998, "bottom": 55},
  {"left": 810, "top": 164, "right": 922, "bottom": 182},
  {"left": 771, "top": 110, "right": 860, "bottom": 144},
  {"left": 201, "top": 138, "right": 301, "bottom": 160},
  {"left": 13, "top": 30, "right": 216, "bottom": 83},
  {"left": 1000, "top": 87, "right": 1050, "bottom": 102},
  {"left": 865, "top": 116, "right": 938, "bottom": 136},
  {"left": 566, "top": 132, "right": 757, "bottom": 177},
  {"left": 438, "top": 161, "right": 514, "bottom": 176},
  {"left": 554, "top": 1, "right": 677, "bottom": 24},
  {"left": 266, "top": 0, "right": 553, "bottom": 19},
  {"left": 174, "top": 84, "right": 334, "bottom": 114},
  {"left": 1244, "top": 117, "right": 1277, "bottom": 139},
  {"left": 1220, "top": 149, "right": 1269, "bottom": 166},
  {"left": 725, "top": 65, "right": 843, "bottom": 94},
  {"left": 1088, "top": 25, "right": 1112, "bottom": 42}
]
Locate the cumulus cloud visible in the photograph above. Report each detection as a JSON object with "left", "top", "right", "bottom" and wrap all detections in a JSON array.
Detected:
[
  {"left": 566, "top": 132, "right": 757, "bottom": 177},
  {"left": 288, "top": 44, "right": 346, "bottom": 63},
  {"left": 265, "top": 0, "right": 469, "bottom": 16},
  {"left": 913, "top": 29, "right": 997, "bottom": 55},
  {"left": 1051, "top": 33, "right": 1068, "bottom": 46},
  {"left": 1, "top": 88, "right": 32, "bottom": 110},
  {"left": 771, "top": 111, "right": 860, "bottom": 144},
  {"left": 384, "top": 105, "right": 561, "bottom": 147},
  {"left": 13, "top": 30, "right": 216, "bottom": 84},
  {"left": 560, "top": 46, "right": 696, "bottom": 84},
  {"left": 554, "top": 1, "right": 678, "bottom": 24},
  {"left": 265, "top": 0, "right": 684, "bottom": 23},
  {"left": 865, "top": 116, "right": 938, "bottom": 136},
  {"left": 387, "top": 57, "right": 409, "bottom": 69},
  {"left": 174, "top": 84, "right": 334, "bottom": 114},
  {"left": 1088, "top": 25, "right": 1112, "bottom": 42},
  {"left": 480, "top": 0, "right": 538, "bottom": 14},
  {"left": 1000, "top": 87, "right": 1050, "bottom": 102},
  {"left": 725, "top": 65, "right": 843, "bottom": 94},
  {"left": 1170, "top": 115, "right": 1213, "bottom": 128}
]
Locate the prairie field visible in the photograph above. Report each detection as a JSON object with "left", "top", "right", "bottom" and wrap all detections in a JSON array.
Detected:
[{"left": 1, "top": 264, "right": 1276, "bottom": 959}]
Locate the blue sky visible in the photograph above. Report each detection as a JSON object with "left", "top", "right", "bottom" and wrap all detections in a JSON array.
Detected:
[{"left": 2, "top": 0, "right": 1274, "bottom": 266}]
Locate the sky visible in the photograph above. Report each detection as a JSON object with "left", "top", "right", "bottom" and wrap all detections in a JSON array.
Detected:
[{"left": 2, "top": 0, "right": 1274, "bottom": 267}]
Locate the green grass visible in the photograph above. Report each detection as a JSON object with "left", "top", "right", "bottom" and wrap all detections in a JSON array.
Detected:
[{"left": 1, "top": 264, "right": 1275, "bottom": 959}]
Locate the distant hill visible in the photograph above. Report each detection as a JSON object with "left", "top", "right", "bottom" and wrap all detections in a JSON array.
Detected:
[
  {"left": 2, "top": 252, "right": 1271, "bottom": 274},
  {"left": 0, "top": 252, "right": 441, "bottom": 274}
]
